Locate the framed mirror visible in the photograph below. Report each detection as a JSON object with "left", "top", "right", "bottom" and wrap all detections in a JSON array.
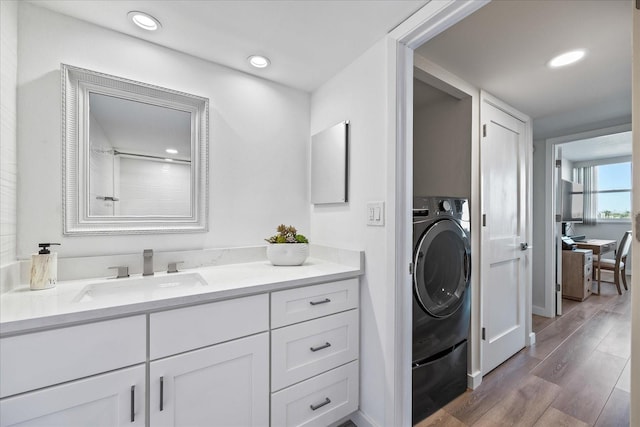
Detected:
[{"left": 62, "top": 64, "right": 209, "bottom": 235}]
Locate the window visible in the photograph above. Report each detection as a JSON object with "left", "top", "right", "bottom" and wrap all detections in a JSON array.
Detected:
[
  {"left": 566, "top": 130, "right": 631, "bottom": 224},
  {"left": 595, "top": 162, "right": 631, "bottom": 220}
]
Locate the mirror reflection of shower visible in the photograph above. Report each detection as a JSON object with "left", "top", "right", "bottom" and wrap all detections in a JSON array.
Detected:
[{"left": 88, "top": 92, "right": 192, "bottom": 217}]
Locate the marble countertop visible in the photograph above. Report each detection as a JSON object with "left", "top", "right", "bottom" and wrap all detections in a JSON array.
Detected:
[{"left": 1, "top": 257, "right": 362, "bottom": 336}]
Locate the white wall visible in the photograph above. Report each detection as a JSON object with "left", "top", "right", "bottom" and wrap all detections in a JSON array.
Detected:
[
  {"left": 413, "top": 82, "right": 471, "bottom": 198},
  {"left": 1, "top": 0, "right": 18, "bottom": 267},
  {"left": 118, "top": 158, "right": 191, "bottom": 217},
  {"left": 560, "top": 156, "right": 573, "bottom": 180},
  {"left": 16, "top": 3, "right": 310, "bottom": 259},
  {"left": 531, "top": 139, "right": 547, "bottom": 309},
  {"left": 310, "top": 38, "right": 389, "bottom": 426}
]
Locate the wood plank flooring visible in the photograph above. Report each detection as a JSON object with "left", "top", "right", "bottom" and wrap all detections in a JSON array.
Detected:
[{"left": 416, "top": 277, "right": 631, "bottom": 427}]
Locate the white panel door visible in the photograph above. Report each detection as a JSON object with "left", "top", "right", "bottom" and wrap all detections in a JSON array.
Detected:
[
  {"left": 0, "top": 365, "right": 145, "bottom": 427},
  {"left": 481, "top": 93, "right": 530, "bottom": 375},
  {"left": 150, "top": 333, "right": 269, "bottom": 427}
]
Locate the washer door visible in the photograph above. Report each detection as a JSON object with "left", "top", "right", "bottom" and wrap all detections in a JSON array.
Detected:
[{"left": 414, "top": 219, "right": 471, "bottom": 318}]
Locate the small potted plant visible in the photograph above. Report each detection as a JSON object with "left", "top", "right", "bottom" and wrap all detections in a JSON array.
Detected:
[{"left": 265, "top": 224, "right": 309, "bottom": 266}]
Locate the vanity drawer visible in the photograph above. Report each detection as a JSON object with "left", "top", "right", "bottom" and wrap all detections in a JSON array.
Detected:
[
  {"left": 271, "top": 360, "right": 359, "bottom": 427},
  {"left": 150, "top": 293, "right": 268, "bottom": 359},
  {"left": 584, "top": 263, "right": 592, "bottom": 277},
  {"left": 271, "top": 309, "right": 358, "bottom": 391},
  {"left": 271, "top": 278, "right": 359, "bottom": 328},
  {"left": 0, "top": 315, "right": 145, "bottom": 398}
]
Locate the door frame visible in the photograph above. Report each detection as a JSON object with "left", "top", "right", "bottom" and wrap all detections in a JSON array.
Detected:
[
  {"left": 541, "top": 123, "right": 631, "bottom": 319},
  {"left": 387, "top": 1, "right": 489, "bottom": 425},
  {"left": 632, "top": 9, "right": 639, "bottom": 427}
]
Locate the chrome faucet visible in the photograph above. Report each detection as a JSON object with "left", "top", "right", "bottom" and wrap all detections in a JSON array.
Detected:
[{"left": 143, "top": 249, "right": 154, "bottom": 276}]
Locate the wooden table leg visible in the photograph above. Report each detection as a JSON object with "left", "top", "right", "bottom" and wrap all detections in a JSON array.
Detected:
[{"left": 596, "top": 253, "right": 601, "bottom": 295}]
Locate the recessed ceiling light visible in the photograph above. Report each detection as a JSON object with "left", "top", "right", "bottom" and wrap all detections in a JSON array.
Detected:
[
  {"left": 248, "top": 55, "right": 271, "bottom": 69},
  {"left": 165, "top": 148, "right": 178, "bottom": 154},
  {"left": 547, "top": 49, "right": 587, "bottom": 68},
  {"left": 128, "top": 11, "right": 161, "bottom": 31}
]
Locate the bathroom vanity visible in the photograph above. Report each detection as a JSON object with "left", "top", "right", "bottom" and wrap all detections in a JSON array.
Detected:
[{"left": 0, "top": 253, "right": 362, "bottom": 427}]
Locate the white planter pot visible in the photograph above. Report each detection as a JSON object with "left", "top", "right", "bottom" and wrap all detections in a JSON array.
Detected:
[{"left": 266, "top": 244, "right": 309, "bottom": 266}]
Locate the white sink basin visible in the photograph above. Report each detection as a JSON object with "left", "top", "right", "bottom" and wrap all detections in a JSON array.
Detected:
[{"left": 73, "top": 273, "right": 208, "bottom": 304}]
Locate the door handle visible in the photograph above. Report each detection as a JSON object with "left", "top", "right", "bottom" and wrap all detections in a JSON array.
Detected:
[
  {"left": 520, "top": 242, "right": 531, "bottom": 251},
  {"left": 310, "top": 342, "right": 332, "bottom": 352},
  {"left": 310, "top": 397, "right": 331, "bottom": 411},
  {"left": 159, "top": 376, "right": 164, "bottom": 412},
  {"left": 130, "top": 385, "right": 135, "bottom": 423}
]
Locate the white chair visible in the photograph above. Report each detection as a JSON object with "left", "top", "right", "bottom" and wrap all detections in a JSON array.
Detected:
[{"left": 595, "top": 231, "right": 631, "bottom": 295}]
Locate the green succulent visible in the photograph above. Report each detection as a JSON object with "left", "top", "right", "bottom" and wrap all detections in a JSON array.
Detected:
[{"left": 265, "top": 224, "right": 309, "bottom": 244}]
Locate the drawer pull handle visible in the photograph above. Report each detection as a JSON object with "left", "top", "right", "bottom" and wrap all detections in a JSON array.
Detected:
[
  {"left": 130, "top": 385, "right": 135, "bottom": 423},
  {"left": 310, "top": 342, "right": 332, "bottom": 352},
  {"left": 309, "top": 298, "right": 331, "bottom": 306},
  {"left": 310, "top": 397, "right": 331, "bottom": 411},
  {"left": 160, "top": 376, "right": 164, "bottom": 411}
]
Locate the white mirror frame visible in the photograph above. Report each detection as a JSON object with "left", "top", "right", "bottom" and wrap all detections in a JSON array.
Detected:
[{"left": 62, "top": 64, "right": 209, "bottom": 235}]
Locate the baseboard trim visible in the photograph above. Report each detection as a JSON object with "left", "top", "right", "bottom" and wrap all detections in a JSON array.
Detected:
[
  {"left": 467, "top": 369, "right": 482, "bottom": 390},
  {"left": 532, "top": 304, "right": 554, "bottom": 318},
  {"left": 349, "top": 409, "right": 377, "bottom": 427}
]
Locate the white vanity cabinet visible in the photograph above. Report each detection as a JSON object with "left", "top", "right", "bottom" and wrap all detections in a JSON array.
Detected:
[
  {"left": 270, "top": 278, "right": 360, "bottom": 427},
  {"left": 148, "top": 294, "right": 270, "bottom": 427},
  {"left": 0, "top": 316, "right": 146, "bottom": 427},
  {"left": 0, "top": 273, "right": 361, "bottom": 427}
]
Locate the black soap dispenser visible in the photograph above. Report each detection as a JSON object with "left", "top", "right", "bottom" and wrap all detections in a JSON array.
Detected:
[{"left": 30, "top": 243, "right": 60, "bottom": 290}]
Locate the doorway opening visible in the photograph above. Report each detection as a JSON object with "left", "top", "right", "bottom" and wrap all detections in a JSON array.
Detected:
[{"left": 544, "top": 125, "right": 632, "bottom": 316}]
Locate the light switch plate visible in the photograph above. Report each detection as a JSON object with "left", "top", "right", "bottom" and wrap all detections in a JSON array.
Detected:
[{"left": 366, "top": 201, "right": 385, "bottom": 226}]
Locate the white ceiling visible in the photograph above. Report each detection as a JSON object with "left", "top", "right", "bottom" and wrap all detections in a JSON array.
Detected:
[
  {"left": 29, "top": 0, "right": 427, "bottom": 92},
  {"left": 415, "top": 0, "right": 632, "bottom": 139},
  {"left": 561, "top": 131, "right": 632, "bottom": 163},
  {"left": 30, "top": 0, "right": 632, "bottom": 144}
]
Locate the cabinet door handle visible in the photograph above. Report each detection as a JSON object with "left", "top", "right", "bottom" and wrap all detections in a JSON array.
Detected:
[
  {"left": 309, "top": 298, "right": 331, "bottom": 306},
  {"left": 310, "top": 397, "right": 331, "bottom": 411},
  {"left": 310, "top": 342, "right": 331, "bottom": 352},
  {"left": 160, "top": 376, "right": 164, "bottom": 411},
  {"left": 130, "top": 385, "right": 135, "bottom": 422}
]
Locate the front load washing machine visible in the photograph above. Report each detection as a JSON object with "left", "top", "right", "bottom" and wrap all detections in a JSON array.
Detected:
[{"left": 412, "top": 196, "right": 471, "bottom": 424}]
